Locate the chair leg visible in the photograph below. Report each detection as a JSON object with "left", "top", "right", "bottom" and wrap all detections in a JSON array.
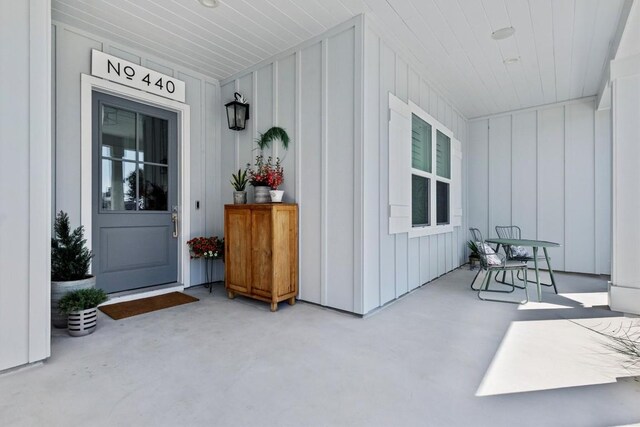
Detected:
[
  {"left": 470, "top": 269, "right": 482, "bottom": 290},
  {"left": 478, "top": 269, "right": 527, "bottom": 304}
]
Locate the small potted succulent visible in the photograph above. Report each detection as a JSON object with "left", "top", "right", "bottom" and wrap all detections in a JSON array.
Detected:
[
  {"left": 230, "top": 168, "right": 249, "bottom": 204},
  {"left": 51, "top": 211, "right": 95, "bottom": 328},
  {"left": 58, "top": 288, "right": 108, "bottom": 337}
]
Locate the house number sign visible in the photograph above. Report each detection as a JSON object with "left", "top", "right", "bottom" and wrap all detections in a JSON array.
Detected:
[{"left": 91, "top": 50, "right": 185, "bottom": 103}]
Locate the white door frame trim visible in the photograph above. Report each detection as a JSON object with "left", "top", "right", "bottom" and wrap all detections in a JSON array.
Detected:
[{"left": 80, "top": 74, "right": 191, "bottom": 288}]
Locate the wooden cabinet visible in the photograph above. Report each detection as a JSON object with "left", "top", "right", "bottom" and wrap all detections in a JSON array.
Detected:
[{"left": 224, "top": 203, "right": 298, "bottom": 312}]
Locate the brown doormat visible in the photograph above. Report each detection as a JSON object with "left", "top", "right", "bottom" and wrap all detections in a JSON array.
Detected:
[{"left": 99, "top": 292, "right": 199, "bottom": 320}]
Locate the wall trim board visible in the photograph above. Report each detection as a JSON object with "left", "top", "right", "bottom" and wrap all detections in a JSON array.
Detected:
[
  {"left": 469, "top": 96, "right": 597, "bottom": 122},
  {"left": 320, "top": 37, "right": 329, "bottom": 307},
  {"left": 79, "top": 74, "right": 192, "bottom": 287},
  {"left": 353, "top": 15, "right": 365, "bottom": 314},
  {"left": 220, "top": 15, "right": 363, "bottom": 87},
  {"left": 28, "top": 0, "right": 52, "bottom": 364},
  {"left": 294, "top": 50, "right": 303, "bottom": 301},
  {"left": 52, "top": 21, "right": 220, "bottom": 86}
]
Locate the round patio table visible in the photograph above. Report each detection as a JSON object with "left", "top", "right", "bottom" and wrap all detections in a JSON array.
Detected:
[{"left": 485, "top": 238, "right": 560, "bottom": 302}]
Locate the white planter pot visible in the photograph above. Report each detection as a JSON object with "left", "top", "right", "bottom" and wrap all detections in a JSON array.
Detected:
[
  {"left": 67, "top": 307, "right": 98, "bottom": 337},
  {"left": 254, "top": 186, "right": 271, "bottom": 203},
  {"left": 51, "top": 276, "right": 96, "bottom": 328},
  {"left": 269, "top": 190, "right": 284, "bottom": 203}
]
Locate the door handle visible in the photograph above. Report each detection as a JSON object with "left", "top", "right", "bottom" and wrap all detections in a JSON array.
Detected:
[{"left": 171, "top": 207, "right": 179, "bottom": 238}]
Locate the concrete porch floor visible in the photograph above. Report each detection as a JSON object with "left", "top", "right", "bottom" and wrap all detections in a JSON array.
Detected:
[{"left": 1, "top": 268, "right": 639, "bottom": 426}]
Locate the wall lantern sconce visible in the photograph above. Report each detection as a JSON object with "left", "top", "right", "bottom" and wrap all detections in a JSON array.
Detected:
[{"left": 225, "top": 92, "right": 250, "bottom": 131}]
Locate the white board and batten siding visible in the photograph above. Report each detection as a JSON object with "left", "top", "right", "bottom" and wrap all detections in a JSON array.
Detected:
[
  {"left": 219, "top": 17, "right": 364, "bottom": 314},
  {"left": 0, "top": 0, "right": 51, "bottom": 371},
  {"left": 468, "top": 97, "right": 612, "bottom": 275},
  {"left": 52, "top": 22, "right": 223, "bottom": 286},
  {"left": 363, "top": 19, "right": 469, "bottom": 314}
]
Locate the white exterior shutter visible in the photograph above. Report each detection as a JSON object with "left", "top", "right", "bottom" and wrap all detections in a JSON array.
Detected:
[
  {"left": 388, "top": 93, "right": 411, "bottom": 234},
  {"left": 451, "top": 138, "right": 463, "bottom": 226}
]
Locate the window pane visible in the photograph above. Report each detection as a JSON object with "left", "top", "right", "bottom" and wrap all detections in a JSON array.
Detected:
[
  {"left": 101, "top": 105, "right": 136, "bottom": 161},
  {"left": 138, "top": 164, "right": 168, "bottom": 211},
  {"left": 139, "top": 114, "right": 168, "bottom": 165},
  {"left": 436, "top": 181, "right": 449, "bottom": 225},
  {"left": 436, "top": 130, "right": 451, "bottom": 178},
  {"left": 412, "top": 114, "right": 432, "bottom": 173},
  {"left": 412, "top": 175, "right": 430, "bottom": 227},
  {"left": 101, "top": 159, "right": 137, "bottom": 211}
]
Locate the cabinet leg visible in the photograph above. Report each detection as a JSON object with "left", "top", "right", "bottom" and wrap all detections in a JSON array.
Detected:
[
  {"left": 227, "top": 291, "right": 235, "bottom": 299},
  {"left": 288, "top": 297, "right": 296, "bottom": 306},
  {"left": 270, "top": 302, "right": 278, "bottom": 312}
]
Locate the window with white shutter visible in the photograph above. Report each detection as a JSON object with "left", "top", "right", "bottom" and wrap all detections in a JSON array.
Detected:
[{"left": 388, "top": 94, "right": 462, "bottom": 237}]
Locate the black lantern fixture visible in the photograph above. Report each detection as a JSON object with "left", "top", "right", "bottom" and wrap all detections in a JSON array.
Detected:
[{"left": 225, "top": 92, "right": 250, "bottom": 131}]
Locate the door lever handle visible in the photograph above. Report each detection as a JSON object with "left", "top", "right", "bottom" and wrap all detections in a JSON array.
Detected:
[{"left": 171, "top": 211, "right": 178, "bottom": 238}]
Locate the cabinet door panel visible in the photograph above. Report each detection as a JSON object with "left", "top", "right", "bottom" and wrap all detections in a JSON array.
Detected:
[
  {"left": 225, "top": 208, "right": 251, "bottom": 293},
  {"left": 273, "top": 209, "right": 297, "bottom": 297},
  {"left": 251, "top": 209, "right": 273, "bottom": 294}
]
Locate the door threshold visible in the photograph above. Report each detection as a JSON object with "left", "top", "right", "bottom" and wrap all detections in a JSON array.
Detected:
[{"left": 101, "top": 282, "right": 184, "bottom": 306}]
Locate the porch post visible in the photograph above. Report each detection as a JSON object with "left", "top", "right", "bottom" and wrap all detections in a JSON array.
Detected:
[{"left": 609, "top": 52, "right": 640, "bottom": 315}]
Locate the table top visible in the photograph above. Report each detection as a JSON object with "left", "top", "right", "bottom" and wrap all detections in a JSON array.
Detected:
[{"left": 485, "top": 238, "right": 560, "bottom": 248}]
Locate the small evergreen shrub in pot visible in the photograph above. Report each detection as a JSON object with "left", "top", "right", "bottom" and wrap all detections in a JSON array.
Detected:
[
  {"left": 51, "top": 211, "right": 96, "bottom": 328},
  {"left": 58, "top": 288, "right": 108, "bottom": 337}
]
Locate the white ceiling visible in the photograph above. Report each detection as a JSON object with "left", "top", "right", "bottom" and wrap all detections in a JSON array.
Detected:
[{"left": 52, "top": 0, "right": 630, "bottom": 118}]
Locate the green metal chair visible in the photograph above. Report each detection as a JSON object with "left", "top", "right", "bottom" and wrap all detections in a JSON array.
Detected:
[
  {"left": 494, "top": 225, "right": 557, "bottom": 293},
  {"left": 469, "top": 228, "right": 529, "bottom": 304}
]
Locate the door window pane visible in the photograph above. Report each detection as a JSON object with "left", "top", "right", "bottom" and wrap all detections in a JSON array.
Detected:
[
  {"left": 436, "top": 181, "right": 449, "bottom": 225},
  {"left": 139, "top": 114, "right": 168, "bottom": 165},
  {"left": 436, "top": 130, "right": 451, "bottom": 178},
  {"left": 137, "top": 164, "right": 168, "bottom": 211},
  {"left": 412, "top": 114, "right": 432, "bottom": 173},
  {"left": 101, "top": 159, "right": 137, "bottom": 211},
  {"left": 101, "top": 106, "right": 136, "bottom": 161},
  {"left": 412, "top": 174, "right": 430, "bottom": 227}
]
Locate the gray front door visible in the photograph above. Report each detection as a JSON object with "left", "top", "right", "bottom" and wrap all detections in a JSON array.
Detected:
[{"left": 92, "top": 92, "right": 178, "bottom": 293}]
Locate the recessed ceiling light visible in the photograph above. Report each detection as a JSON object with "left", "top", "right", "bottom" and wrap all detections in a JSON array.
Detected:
[
  {"left": 491, "top": 26, "right": 515, "bottom": 40},
  {"left": 503, "top": 57, "right": 520, "bottom": 64},
  {"left": 198, "top": 0, "right": 220, "bottom": 8}
]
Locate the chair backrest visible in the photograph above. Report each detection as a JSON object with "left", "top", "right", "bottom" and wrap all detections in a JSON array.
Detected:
[
  {"left": 495, "top": 225, "right": 522, "bottom": 259},
  {"left": 469, "top": 228, "right": 493, "bottom": 268},
  {"left": 495, "top": 225, "right": 522, "bottom": 240}
]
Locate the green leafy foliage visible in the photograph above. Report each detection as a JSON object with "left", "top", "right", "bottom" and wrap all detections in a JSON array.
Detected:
[
  {"left": 58, "top": 288, "right": 108, "bottom": 314},
  {"left": 467, "top": 240, "right": 480, "bottom": 257},
  {"left": 256, "top": 126, "right": 290, "bottom": 151},
  {"left": 51, "top": 211, "right": 93, "bottom": 281},
  {"left": 230, "top": 168, "right": 249, "bottom": 191}
]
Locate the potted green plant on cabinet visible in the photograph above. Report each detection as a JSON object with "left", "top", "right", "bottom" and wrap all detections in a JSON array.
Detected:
[
  {"left": 230, "top": 168, "right": 249, "bottom": 204},
  {"left": 58, "top": 288, "right": 108, "bottom": 337},
  {"left": 51, "top": 211, "right": 95, "bottom": 328},
  {"left": 249, "top": 126, "right": 290, "bottom": 203}
]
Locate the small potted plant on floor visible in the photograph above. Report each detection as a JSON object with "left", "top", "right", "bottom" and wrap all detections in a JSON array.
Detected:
[
  {"left": 230, "top": 168, "right": 249, "bottom": 204},
  {"left": 467, "top": 240, "right": 481, "bottom": 270},
  {"left": 58, "top": 288, "right": 108, "bottom": 337},
  {"left": 51, "top": 211, "right": 95, "bottom": 328}
]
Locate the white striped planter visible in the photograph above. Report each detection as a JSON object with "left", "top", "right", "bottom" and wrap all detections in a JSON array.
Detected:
[
  {"left": 51, "top": 276, "right": 96, "bottom": 328},
  {"left": 67, "top": 307, "right": 98, "bottom": 337}
]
